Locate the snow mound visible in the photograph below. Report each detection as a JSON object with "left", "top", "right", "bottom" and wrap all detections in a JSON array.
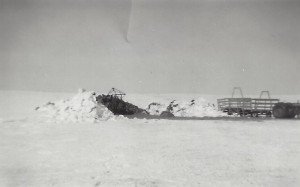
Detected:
[
  {"left": 147, "top": 98, "right": 227, "bottom": 117},
  {"left": 147, "top": 102, "right": 168, "bottom": 116},
  {"left": 36, "top": 89, "right": 114, "bottom": 123}
]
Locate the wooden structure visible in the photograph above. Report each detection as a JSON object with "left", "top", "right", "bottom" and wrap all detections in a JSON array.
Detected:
[
  {"left": 251, "top": 91, "right": 279, "bottom": 117},
  {"left": 217, "top": 87, "right": 279, "bottom": 117},
  {"left": 107, "top": 87, "right": 126, "bottom": 100}
]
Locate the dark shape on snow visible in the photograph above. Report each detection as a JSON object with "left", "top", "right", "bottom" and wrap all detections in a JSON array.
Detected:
[
  {"left": 160, "top": 111, "right": 175, "bottom": 118},
  {"left": 167, "top": 100, "right": 178, "bottom": 112},
  {"left": 96, "top": 88, "right": 148, "bottom": 115}
]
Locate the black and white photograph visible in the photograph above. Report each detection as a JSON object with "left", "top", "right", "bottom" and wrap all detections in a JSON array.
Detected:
[{"left": 0, "top": 0, "right": 300, "bottom": 186}]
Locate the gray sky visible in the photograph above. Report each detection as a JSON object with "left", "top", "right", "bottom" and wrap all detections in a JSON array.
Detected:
[{"left": 0, "top": 0, "right": 299, "bottom": 94}]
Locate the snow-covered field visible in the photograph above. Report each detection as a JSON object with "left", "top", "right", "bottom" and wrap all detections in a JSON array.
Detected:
[{"left": 0, "top": 90, "right": 300, "bottom": 186}]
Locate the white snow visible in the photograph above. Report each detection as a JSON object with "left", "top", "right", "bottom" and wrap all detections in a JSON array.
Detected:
[
  {"left": 146, "top": 98, "right": 227, "bottom": 117},
  {"left": 0, "top": 90, "right": 300, "bottom": 186},
  {"left": 147, "top": 102, "right": 168, "bottom": 116},
  {"left": 170, "top": 99, "right": 227, "bottom": 117},
  {"left": 36, "top": 89, "right": 114, "bottom": 123}
]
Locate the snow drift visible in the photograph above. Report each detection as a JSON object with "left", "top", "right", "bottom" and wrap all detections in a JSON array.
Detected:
[
  {"left": 35, "top": 90, "right": 226, "bottom": 122},
  {"left": 147, "top": 98, "right": 227, "bottom": 117},
  {"left": 36, "top": 89, "right": 114, "bottom": 123},
  {"left": 147, "top": 102, "right": 168, "bottom": 116}
]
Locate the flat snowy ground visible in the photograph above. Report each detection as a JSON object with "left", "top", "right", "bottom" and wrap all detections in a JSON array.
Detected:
[{"left": 0, "top": 91, "right": 300, "bottom": 186}]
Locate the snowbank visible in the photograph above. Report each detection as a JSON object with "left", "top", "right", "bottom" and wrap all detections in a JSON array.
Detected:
[
  {"left": 147, "top": 102, "right": 168, "bottom": 116},
  {"left": 147, "top": 98, "right": 227, "bottom": 117},
  {"left": 36, "top": 89, "right": 114, "bottom": 123}
]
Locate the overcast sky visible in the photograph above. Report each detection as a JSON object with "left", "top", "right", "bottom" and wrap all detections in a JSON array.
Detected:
[{"left": 0, "top": 0, "right": 299, "bottom": 94}]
